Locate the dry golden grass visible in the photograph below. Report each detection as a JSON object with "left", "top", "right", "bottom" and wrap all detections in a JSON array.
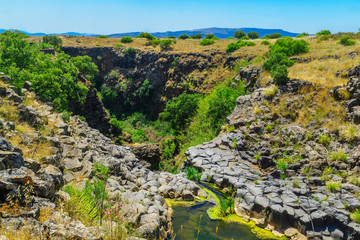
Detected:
[
  {"left": 39, "top": 208, "right": 53, "bottom": 223},
  {"left": 22, "top": 92, "right": 37, "bottom": 107},
  {"left": 28, "top": 35, "right": 271, "bottom": 57},
  {"left": 8, "top": 133, "right": 54, "bottom": 163},
  {"left": 15, "top": 122, "right": 34, "bottom": 135},
  {"left": 297, "top": 36, "right": 359, "bottom": 59},
  {"left": 0, "top": 99, "right": 19, "bottom": 121},
  {"left": 288, "top": 57, "right": 360, "bottom": 87}
]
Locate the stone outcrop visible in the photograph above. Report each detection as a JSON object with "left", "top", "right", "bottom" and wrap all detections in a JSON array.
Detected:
[
  {"left": 183, "top": 78, "right": 360, "bottom": 239},
  {"left": 0, "top": 76, "right": 206, "bottom": 239},
  {"left": 62, "top": 47, "right": 247, "bottom": 119}
]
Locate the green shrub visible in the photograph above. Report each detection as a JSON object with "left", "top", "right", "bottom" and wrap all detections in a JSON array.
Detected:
[
  {"left": 123, "top": 47, "right": 137, "bottom": 59},
  {"left": 330, "top": 149, "right": 347, "bottom": 163},
  {"left": 110, "top": 118, "right": 122, "bottom": 135},
  {"left": 168, "top": 36, "right": 176, "bottom": 39},
  {"left": 339, "top": 125, "right": 359, "bottom": 142},
  {"left": 120, "top": 36, "right": 133, "bottom": 43},
  {"left": 263, "top": 52, "right": 294, "bottom": 71},
  {"left": 98, "top": 35, "right": 109, "bottom": 38},
  {"left": 145, "top": 38, "right": 161, "bottom": 47},
  {"left": 137, "top": 32, "right": 156, "bottom": 40},
  {"left": 296, "top": 32, "right": 310, "bottom": 38},
  {"left": 0, "top": 32, "right": 89, "bottom": 111},
  {"left": 350, "top": 176, "right": 360, "bottom": 186},
  {"left": 326, "top": 181, "right": 342, "bottom": 192},
  {"left": 247, "top": 32, "right": 259, "bottom": 39},
  {"left": 160, "top": 93, "right": 202, "bottom": 131},
  {"left": 319, "top": 134, "right": 331, "bottom": 146},
  {"left": 61, "top": 111, "right": 72, "bottom": 123},
  {"left": 170, "top": 56, "right": 180, "bottom": 68},
  {"left": 263, "top": 85, "right": 278, "bottom": 98},
  {"left": 205, "top": 34, "right": 215, "bottom": 39},
  {"left": 185, "top": 167, "right": 201, "bottom": 182},
  {"left": 255, "top": 153, "right": 261, "bottom": 161},
  {"left": 191, "top": 33, "right": 203, "bottom": 39},
  {"left": 271, "top": 64, "right": 289, "bottom": 85},
  {"left": 265, "top": 125, "right": 273, "bottom": 132},
  {"left": 100, "top": 85, "right": 118, "bottom": 107},
  {"left": 338, "top": 37, "right": 356, "bottom": 46},
  {"left": 114, "top": 43, "right": 123, "bottom": 48},
  {"left": 159, "top": 39, "right": 174, "bottom": 50},
  {"left": 70, "top": 55, "right": 99, "bottom": 82},
  {"left": 63, "top": 162, "right": 109, "bottom": 225},
  {"left": 219, "top": 196, "right": 234, "bottom": 216},
  {"left": 269, "top": 37, "right": 310, "bottom": 56},
  {"left": 292, "top": 178, "right": 301, "bottom": 188},
  {"left": 43, "top": 35, "right": 62, "bottom": 50},
  {"left": 132, "top": 129, "right": 149, "bottom": 142},
  {"left": 178, "top": 34, "right": 190, "bottom": 40},
  {"left": 351, "top": 209, "right": 360, "bottom": 223},
  {"left": 276, "top": 158, "right": 288, "bottom": 171},
  {"left": 225, "top": 40, "right": 256, "bottom": 53},
  {"left": 263, "top": 33, "right": 282, "bottom": 39},
  {"left": 261, "top": 40, "right": 270, "bottom": 45},
  {"left": 200, "top": 39, "right": 215, "bottom": 46},
  {"left": 241, "top": 36, "right": 250, "bottom": 40},
  {"left": 316, "top": 30, "right": 331, "bottom": 36},
  {"left": 234, "top": 30, "right": 246, "bottom": 39}
]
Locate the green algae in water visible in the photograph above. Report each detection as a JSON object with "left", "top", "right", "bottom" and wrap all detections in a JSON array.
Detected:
[{"left": 172, "top": 201, "right": 259, "bottom": 240}]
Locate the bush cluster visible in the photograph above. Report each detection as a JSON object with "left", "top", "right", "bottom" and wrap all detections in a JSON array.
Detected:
[
  {"left": 178, "top": 34, "right": 189, "bottom": 40},
  {"left": 159, "top": 39, "right": 174, "bottom": 50},
  {"left": 225, "top": 40, "right": 256, "bottom": 53},
  {"left": 199, "top": 38, "right": 215, "bottom": 46},
  {"left": 190, "top": 33, "right": 203, "bottom": 39},
  {"left": 316, "top": 30, "right": 331, "bottom": 36},
  {"left": 137, "top": 32, "right": 156, "bottom": 40},
  {"left": 263, "top": 33, "right": 282, "bottom": 39},
  {"left": 338, "top": 36, "right": 356, "bottom": 46},
  {"left": 263, "top": 37, "right": 309, "bottom": 85},
  {"left": 0, "top": 31, "right": 94, "bottom": 111},
  {"left": 247, "top": 32, "right": 259, "bottom": 39},
  {"left": 120, "top": 36, "right": 133, "bottom": 43},
  {"left": 43, "top": 35, "right": 62, "bottom": 51},
  {"left": 234, "top": 30, "right": 246, "bottom": 39}
]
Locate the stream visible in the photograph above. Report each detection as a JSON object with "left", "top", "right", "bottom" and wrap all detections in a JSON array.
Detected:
[{"left": 171, "top": 184, "right": 259, "bottom": 240}]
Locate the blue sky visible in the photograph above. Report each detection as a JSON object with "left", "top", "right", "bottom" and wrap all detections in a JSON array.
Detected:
[{"left": 1, "top": 0, "right": 359, "bottom": 34}]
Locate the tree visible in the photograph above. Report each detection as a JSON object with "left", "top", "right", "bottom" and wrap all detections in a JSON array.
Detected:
[
  {"left": 205, "top": 34, "right": 215, "bottom": 39},
  {"left": 43, "top": 35, "right": 62, "bottom": 50},
  {"left": 159, "top": 39, "right": 174, "bottom": 50},
  {"left": 70, "top": 55, "right": 99, "bottom": 82},
  {"left": 137, "top": 32, "right": 156, "bottom": 40},
  {"left": 160, "top": 93, "right": 202, "bottom": 130},
  {"left": 234, "top": 31, "right": 246, "bottom": 39},
  {"left": 247, "top": 32, "right": 259, "bottom": 39},
  {"left": 178, "top": 34, "right": 190, "bottom": 40},
  {"left": 316, "top": 30, "right": 331, "bottom": 36},
  {"left": 120, "top": 36, "right": 133, "bottom": 43},
  {"left": 191, "top": 33, "right": 203, "bottom": 39}
]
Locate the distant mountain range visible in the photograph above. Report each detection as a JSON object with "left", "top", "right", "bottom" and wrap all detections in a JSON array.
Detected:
[
  {"left": 0, "top": 29, "right": 94, "bottom": 36},
  {"left": 108, "top": 27, "right": 300, "bottom": 39},
  {"left": 0, "top": 27, "right": 299, "bottom": 39}
]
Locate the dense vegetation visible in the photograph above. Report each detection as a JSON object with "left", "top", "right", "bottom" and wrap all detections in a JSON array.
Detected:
[
  {"left": 226, "top": 40, "right": 256, "bottom": 53},
  {"left": 0, "top": 30, "right": 98, "bottom": 111},
  {"left": 263, "top": 37, "right": 309, "bottom": 85}
]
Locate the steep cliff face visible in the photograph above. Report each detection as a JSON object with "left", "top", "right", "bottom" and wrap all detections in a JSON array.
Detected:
[{"left": 63, "top": 47, "right": 247, "bottom": 118}]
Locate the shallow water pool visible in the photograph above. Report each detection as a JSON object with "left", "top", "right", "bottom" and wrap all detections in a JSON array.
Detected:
[{"left": 172, "top": 201, "right": 259, "bottom": 240}]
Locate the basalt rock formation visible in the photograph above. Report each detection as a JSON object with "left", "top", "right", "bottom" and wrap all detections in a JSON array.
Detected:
[
  {"left": 0, "top": 74, "right": 206, "bottom": 240},
  {"left": 183, "top": 76, "right": 360, "bottom": 239}
]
